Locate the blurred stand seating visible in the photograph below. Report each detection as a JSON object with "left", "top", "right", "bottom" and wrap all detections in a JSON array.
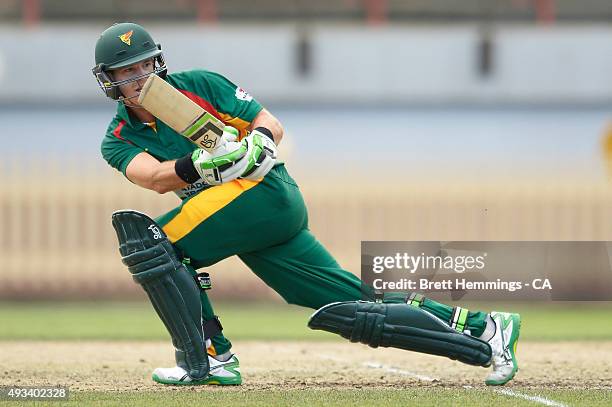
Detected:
[{"left": 3, "top": 0, "right": 612, "bottom": 25}]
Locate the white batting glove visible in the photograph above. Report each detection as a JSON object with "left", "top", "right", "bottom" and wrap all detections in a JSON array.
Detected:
[
  {"left": 191, "top": 126, "right": 248, "bottom": 185},
  {"left": 240, "top": 129, "right": 277, "bottom": 181},
  {"left": 220, "top": 126, "right": 239, "bottom": 143}
]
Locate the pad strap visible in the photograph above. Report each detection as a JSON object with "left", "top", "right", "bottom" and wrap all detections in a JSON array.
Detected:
[
  {"left": 194, "top": 272, "right": 212, "bottom": 290},
  {"left": 450, "top": 306, "right": 470, "bottom": 333},
  {"left": 406, "top": 293, "right": 425, "bottom": 308}
]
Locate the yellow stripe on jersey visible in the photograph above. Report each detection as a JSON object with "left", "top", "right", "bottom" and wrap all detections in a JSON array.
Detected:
[
  {"left": 144, "top": 122, "right": 157, "bottom": 132},
  {"left": 218, "top": 112, "right": 252, "bottom": 140},
  {"left": 162, "top": 178, "right": 260, "bottom": 243}
]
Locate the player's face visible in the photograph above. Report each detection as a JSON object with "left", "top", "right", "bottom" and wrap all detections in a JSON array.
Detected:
[{"left": 112, "top": 58, "right": 155, "bottom": 105}]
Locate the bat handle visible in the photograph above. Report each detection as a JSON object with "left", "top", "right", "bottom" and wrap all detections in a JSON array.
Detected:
[{"left": 212, "top": 135, "right": 227, "bottom": 152}]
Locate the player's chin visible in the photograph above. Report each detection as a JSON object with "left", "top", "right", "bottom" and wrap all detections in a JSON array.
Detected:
[
  {"left": 118, "top": 86, "right": 141, "bottom": 103},
  {"left": 124, "top": 94, "right": 142, "bottom": 106}
]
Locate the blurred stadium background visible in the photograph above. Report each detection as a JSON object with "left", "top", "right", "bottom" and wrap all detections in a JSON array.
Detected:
[{"left": 1, "top": 0, "right": 612, "bottom": 302}]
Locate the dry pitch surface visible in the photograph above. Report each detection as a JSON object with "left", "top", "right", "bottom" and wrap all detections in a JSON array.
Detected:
[{"left": 2, "top": 340, "right": 611, "bottom": 391}]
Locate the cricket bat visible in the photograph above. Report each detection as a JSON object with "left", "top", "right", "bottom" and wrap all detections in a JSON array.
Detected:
[{"left": 137, "top": 73, "right": 225, "bottom": 152}]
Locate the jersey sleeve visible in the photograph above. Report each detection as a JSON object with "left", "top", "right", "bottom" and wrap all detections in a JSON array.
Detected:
[
  {"left": 101, "top": 119, "right": 144, "bottom": 176},
  {"left": 193, "top": 70, "right": 263, "bottom": 134}
]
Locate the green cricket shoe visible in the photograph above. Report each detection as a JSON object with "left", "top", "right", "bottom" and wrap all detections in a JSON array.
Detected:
[
  {"left": 152, "top": 354, "right": 241, "bottom": 386},
  {"left": 485, "top": 312, "right": 521, "bottom": 386}
]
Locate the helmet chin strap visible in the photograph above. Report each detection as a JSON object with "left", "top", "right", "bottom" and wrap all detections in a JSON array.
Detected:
[
  {"left": 120, "top": 94, "right": 157, "bottom": 124},
  {"left": 119, "top": 94, "right": 138, "bottom": 101},
  {"left": 119, "top": 93, "right": 146, "bottom": 110}
]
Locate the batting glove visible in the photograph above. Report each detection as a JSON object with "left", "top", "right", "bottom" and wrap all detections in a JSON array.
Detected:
[
  {"left": 190, "top": 126, "right": 248, "bottom": 186},
  {"left": 240, "top": 128, "right": 277, "bottom": 181}
]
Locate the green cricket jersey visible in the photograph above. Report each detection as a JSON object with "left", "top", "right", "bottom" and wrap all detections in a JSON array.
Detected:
[{"left": 101, "top": 69, "right": 263, "bottom": 199}]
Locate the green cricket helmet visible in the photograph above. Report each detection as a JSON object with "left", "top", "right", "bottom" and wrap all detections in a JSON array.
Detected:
[{"left": 92, "top": 22, "right": 167, "bottom": 100}]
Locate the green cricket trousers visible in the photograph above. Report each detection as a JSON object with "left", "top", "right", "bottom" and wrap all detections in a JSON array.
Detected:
[{"left": 156, "top": 164, "right": 487, "bottom": 355}]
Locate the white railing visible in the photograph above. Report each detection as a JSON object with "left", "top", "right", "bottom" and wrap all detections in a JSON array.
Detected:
[{"left": 1, "top": 160, "right": 611, "bottom": 299}]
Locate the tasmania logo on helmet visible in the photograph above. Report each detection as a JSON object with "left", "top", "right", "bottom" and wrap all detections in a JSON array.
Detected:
[{"left": 119, "top": 30, "right": 134, "bottom": 46}]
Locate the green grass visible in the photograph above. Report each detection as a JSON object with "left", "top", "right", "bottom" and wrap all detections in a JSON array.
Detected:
[
  {"left": 0, "top": 301, "right": 328, "bottom": 341},
  {"left": 1, "top": 301, "right": 611, "bottom": 406},
  {"left": 2, "top": 389, "right": 611, "bottom": 407},
  {"left": 0, "top": 301, "right": 611, "bottom": 341}
]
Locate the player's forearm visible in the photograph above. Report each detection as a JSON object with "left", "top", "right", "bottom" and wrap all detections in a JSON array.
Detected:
[
  {"left": 126, "top": 153, "right": 187, "bottom": 194},
  {"left": 147, "top": 161, "right": 189, "bottom": 194},
  {"left": 250, "top": 108, "right": 284, "bottom": 145}
]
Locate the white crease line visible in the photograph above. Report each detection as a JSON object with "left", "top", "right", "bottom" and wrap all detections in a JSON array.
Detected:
[
  {"left": 320, "top": 355, "right": 568, "bottom": 407},
  {"left": 495, "top": 388, "right": 568, "bottom": 407},
  {"left": 318, "top": 354, "right": 438, "bottom": 383},
  {"left": 363, "top": 361, "right": 439, "bottom": 383}
]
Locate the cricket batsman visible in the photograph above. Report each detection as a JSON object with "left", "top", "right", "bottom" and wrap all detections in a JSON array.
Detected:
[{"left": 94, "top": 22, "right": 521, "bottom": 387}]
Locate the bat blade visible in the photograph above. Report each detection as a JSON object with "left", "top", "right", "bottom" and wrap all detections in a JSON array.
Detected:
[{"left": 137, "top": 73, "right": 224, "bottom": 152}]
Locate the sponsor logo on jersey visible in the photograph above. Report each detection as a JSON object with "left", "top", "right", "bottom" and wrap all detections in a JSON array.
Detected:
[
  {"left": 235, "top": 86, "right": 253, "bottom": 102},
  {"left": 176, "top": 181, "right": 209, "bottom": 199},
  {"left": 119, "top": 30, "right": 134, "bottom": 46}
]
